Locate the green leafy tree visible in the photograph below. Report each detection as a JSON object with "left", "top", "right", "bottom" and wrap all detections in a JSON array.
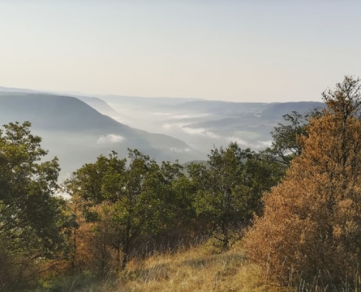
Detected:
[
  {"left": 188, "top": 143, "right": 281, "bottom": 250},
  {"left": 0, "top": 121, "right": 64, "bottom": 253},
  {"left": 265, "top": 109, "right": 322, "bottom": 169},
  {"left": 66, "top": 149, "right": 184, "bottom": 270},
  {"left": 0, "top": 121, "right": 65, "bottom": 288}
]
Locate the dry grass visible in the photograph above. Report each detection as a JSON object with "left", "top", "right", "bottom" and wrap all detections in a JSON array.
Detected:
[
  {"left": 34, "top": 240, "right": 289, "bottom": 292},
  {"left": 93, "top": 241, "right": 286, "bottom": 292}
]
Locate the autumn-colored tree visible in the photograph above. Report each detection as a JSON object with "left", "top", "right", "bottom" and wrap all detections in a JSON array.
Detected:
[{"left": 244, "top": 76, "right": 361, "bottom": 289}]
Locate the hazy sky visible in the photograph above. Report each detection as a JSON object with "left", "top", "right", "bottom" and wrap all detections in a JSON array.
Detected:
[{"left": 1, "top": 1, "right": 360, "bottom": 102}]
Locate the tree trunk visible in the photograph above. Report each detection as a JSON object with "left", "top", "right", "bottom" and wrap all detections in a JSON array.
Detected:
[{"left": 121, "top": 223, "right": 131, "bottom": 270}]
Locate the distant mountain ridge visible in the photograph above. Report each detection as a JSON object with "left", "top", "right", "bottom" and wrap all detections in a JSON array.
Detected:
[
  {"left": 0, "top": 90, "right": 197, "bottom": 177},
  {"left": 0, "top": 85, "right": 326, "bottom": 179},
  {"left": 0, "top": 85, "right": 118, "bottom": 117},
  {"left": 0, "top": 92, "right": 130, "bottom": 133}
]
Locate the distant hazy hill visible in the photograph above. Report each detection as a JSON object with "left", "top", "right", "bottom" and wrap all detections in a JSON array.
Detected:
[
  {"left": 0, "top": 92, "right": 131, "bottom": 134},
  {"left": 173, "top": 100, "right": 268, "bottom": 115},
  {"left": 166, "top": 99, "right": 323, "bottom": 133},
  {"left": 173, "top": 100, "right": 324, "bottom": 116},
  {"left": 0, "top": 85, "right": 118, "bottom": 117},
  {"left": 260, "top": 102, "right": 325, "bottom": 119},
  {"left": 0, "top": 92, "right": 197, "bottom": 177},
  {"left": 87, "top": 94, "right": 325, "bottom": 156},
  {"left": 74, "top": 96, "right": 118, "bottom": 116},
  {"left": 0, "top": 86, "right": 326, "bottom": 177},
  {"left": 101, "top": 95, "right": 202, "bottom": 107}
]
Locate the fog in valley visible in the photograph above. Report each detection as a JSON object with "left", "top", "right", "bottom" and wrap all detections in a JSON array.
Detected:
[{"left": 0, "top": 88, "right": 324, "bottom": 181}]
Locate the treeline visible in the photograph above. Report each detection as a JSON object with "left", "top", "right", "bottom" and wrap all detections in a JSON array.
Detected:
[{"left": 1, "top": 76, "right": 360, "bottom": 291}]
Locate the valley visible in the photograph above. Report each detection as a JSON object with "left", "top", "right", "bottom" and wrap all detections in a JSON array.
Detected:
[{"left": 0, "top": 87, "right": 323, "bottom": 180}]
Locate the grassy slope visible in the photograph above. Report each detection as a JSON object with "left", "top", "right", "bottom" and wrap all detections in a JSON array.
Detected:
[{"left": 39, "top": 242, "right": 285, "bottom": 292}]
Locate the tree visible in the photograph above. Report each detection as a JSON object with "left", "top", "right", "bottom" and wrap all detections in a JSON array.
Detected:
[
  {"left": 188, "top": 143, "right": 282, "bottom": 250},
  {"left": 0, "top": 121, "right": 65, "bottom": 288},
  {"left": 0, "top": 121, "right": 64, "bottom": 252},
  {"left": 244, "top": 76, "right": 361, "bottom": 289},
  {"left": 265, "top": 109, "right": 321, "bottom": 167},
  {"left": 65, "top": 149, "right": 185, "bottom": 271}
]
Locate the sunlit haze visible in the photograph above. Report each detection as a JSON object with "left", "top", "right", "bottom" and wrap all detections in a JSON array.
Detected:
[{"left": 1, "top": 1, "right": 360, "bottom": 102}]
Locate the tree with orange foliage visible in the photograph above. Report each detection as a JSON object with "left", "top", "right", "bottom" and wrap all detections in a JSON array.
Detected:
[{"left": 244, "top": 77, "right": 361, "bottom": 289}]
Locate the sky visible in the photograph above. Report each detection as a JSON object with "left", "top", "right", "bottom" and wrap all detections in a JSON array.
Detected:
[{"left": 0, "top": 1, "right": 360, "bottom": 102}]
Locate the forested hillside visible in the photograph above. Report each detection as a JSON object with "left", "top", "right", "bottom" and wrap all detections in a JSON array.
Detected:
[{"left": 0, "top": 77, "right": 360, "bottom": 292}]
